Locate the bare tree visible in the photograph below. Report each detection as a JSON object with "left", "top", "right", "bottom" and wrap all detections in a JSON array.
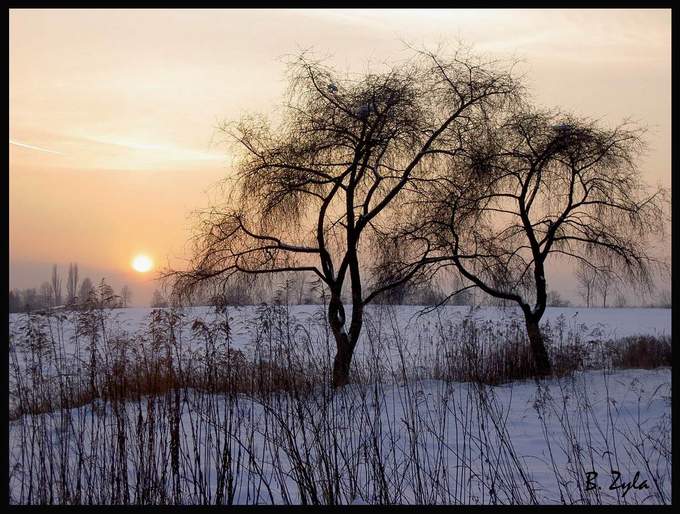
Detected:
[
  {"left": 654, "top": 288, "right": 671, "bottom": 308},
  {"left": 398, "top": 108, "right": 666, "bottom": 375},
  {"left": 23, "top": 288, "right": 38, "bottom": 311},
  {"left": 78, "top": 277, "right": 95, "bottom": 306},
  {"left": 168, "top": 49, "right": 520, "bottom": 387},
  {"left": 294, "top": 271, "right": 309, "bottom": 305},
  {"left": 615, "top": 292, "right": 628, "bottom": 308},
  {"left": 151, "top": 289, "right": 168, "bottom": 308},
  {"left": 39, "top": 281, "right": 53, "bottom": 309},
  {"left": 66, "top": 262, "right": 79, "bottom": 306},
  {"left": 51, "top": 264, "right": 63, "bottom": 307},
  {"left": 547, "top": 289, "right": 570, "bottom": 307},
  {"left": 96, "top": 279, "right": 118, "bottom": 308},
  {"left": 8, "top": 290, "right": 21, "bottom": 313},
  {"left": 595, "top": 265, "right": 613, "bottom": 308},
  {"left": 575, "top": 261, "right": 598, "bottom": 308},
  {"left": 120, "top": 285, "right": 132, "bottom": 308}
]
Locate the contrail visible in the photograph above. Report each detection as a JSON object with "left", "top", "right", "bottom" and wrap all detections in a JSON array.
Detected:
[{"left": 9, "top": 139, "right": 63, "bottom": 155}]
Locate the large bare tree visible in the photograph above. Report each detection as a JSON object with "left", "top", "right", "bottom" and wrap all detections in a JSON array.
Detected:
[
  {"left": 169, "top": 50, "right": 520, "bottom": 387},
  {"left": 397, "top": 108, "right": 666, "bottom": 375}
]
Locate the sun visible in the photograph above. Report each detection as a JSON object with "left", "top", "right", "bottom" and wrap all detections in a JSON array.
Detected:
[{"left": 132, "top": 254, "right": 153, "bottom": 273}]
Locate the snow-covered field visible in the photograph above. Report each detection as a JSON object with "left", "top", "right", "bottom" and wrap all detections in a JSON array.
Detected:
[
  {"left": 56, "top": 304, "right": 673, "bottom": 343},
  {"left": 9, "top": 305, "right": 671, "bottom": 367},
  {"left": 8, "top": 306, "right": 672, "bottom": 505}
]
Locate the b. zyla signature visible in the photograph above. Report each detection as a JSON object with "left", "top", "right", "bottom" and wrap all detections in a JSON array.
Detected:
[{"left": 585, "top": 470, "right": 650, "bottom": 498}]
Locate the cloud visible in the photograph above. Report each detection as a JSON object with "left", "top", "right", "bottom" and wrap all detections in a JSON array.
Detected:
[
  {"left": 9, "top": 139, "right": 64, "bottom": 155},
  {"left": 80, "top": 135, "right": 224, "bottom": 162}
]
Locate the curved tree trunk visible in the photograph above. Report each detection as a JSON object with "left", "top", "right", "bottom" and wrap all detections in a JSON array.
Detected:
[
  {"left": 332, "top": 336, "right": 354, "bottom": 388},
  {"left": 328, "top": 294, "right": 358, "bottom": 388},
  {"left": 524, "top": 314, "right": 552, "bottom": 376}
]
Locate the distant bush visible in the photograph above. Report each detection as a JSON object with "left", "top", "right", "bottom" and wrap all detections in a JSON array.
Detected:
[
  {"left": 611, "top": 335, "right": 672, "bottom": 369},
  {"left": 547, "top": 289, "right": 571, "bottom": 307}
]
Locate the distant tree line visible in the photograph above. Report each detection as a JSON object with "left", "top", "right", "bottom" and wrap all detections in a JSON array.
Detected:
[
  {"left": 8, "top": 263, "right": 133, "bottom": 313},
  {"left": 161, "top": 269, "right": 474, "bottom": 308}
]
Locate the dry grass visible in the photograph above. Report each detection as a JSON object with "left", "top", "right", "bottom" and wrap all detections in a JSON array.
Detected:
[
  {"left": 9, "top": 307, "right": 671, "bottom": 419},
  {"left": 611, "top": 335, "right": 672, "bottom": 369}
]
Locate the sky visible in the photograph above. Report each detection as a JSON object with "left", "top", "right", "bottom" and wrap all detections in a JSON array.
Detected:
[{"left": 9, "top": 9, "right": 671, "bottom": 305}]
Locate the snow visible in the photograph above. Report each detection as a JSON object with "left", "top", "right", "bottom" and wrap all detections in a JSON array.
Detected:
[
  {"left": 9, "top": 369, "right": 671, "bottom": 504},
  {"left": 8, "top": 305, "right": 672, "bottom": 505},
  {"left": 11, "top": 305, "right": 668, "bottom": 352}
]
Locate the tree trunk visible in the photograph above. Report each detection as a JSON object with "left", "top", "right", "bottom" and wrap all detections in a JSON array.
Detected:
[
  {"left": 328, "top": 295, "right": 357, "bottom": 388},
  {"left": 525, "top": 315, "right": 552, "bottom": 376},
  {"left": 332, "top": 337, "right": 353, "bottom": 388}
]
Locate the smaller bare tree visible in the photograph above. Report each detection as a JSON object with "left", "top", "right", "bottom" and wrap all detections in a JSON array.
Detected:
[
  {"left": 547, "top": 289, "right": 570, "bottom": 307},
  {"left": 51, "top": 264, "right": 63, "bottom": 307},
  {"left": 151, "top": 289, "right": 168, "bottom": 308},
  {"left": 615, "top": 292, "right": 628, "bottom": 308},
  {"left": 66, "top": 262, "right": 79, "bottom": 306},
  {"left": 39, "top": 281, "right": 53, "bottom": 309},
  {"left": 97, "top": 279, "right": 118, "bottom": 308},
  {"left": 78, "top": 277, "right": 94, "bottom": 306},
  {"left": 596, "top": 266, "right": 613, "bottom": 308},
  {"left": 120, "top": 285, "right": 132, "bottom": 308},
  {"left": 395, "top": 108, "right": 667, "bottom": 375},
  {"left": 575, "top": 262, "right": 598, "bottom": 308},
  {"left": 655, "top": 288, "right": 671, "bottom": 308}
]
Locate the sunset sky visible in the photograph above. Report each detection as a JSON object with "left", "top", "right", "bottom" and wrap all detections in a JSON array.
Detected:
[{"left": 9, "top": 9, "right": 671, "bottom": 305}]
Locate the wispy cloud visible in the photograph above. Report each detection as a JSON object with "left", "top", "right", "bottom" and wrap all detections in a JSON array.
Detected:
[
  {"left": 10, "top": 139, "right": 64, "bottom": 155},
  {"left": 83, "top": 135, "right": 224, "bottom": 162}
]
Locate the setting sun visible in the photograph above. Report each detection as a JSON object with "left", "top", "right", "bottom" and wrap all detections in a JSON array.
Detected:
[{"left": 132, "top": 254, "right": 153, "bottom": 273}]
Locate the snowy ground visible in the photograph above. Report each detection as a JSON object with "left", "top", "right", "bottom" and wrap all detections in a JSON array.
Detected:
[
  {"left": 8, "top": 306, "right": 672, "bottom": 505},
  {"left": 9, "top": 305, "right": 672, "bottom": 367},
  {"left": 8, "top": 369, "right": 671, "bottom": 504},
  {"left": 66, "top": 304, "right": 673, "bottom": 341}
]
